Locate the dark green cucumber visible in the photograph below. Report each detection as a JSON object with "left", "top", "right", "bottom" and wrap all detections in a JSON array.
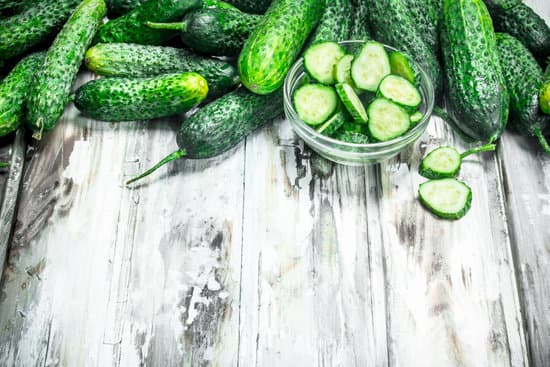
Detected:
[
  {"left": 238, "top": 0, "right": 324, "bottom": 95},
  {"left": 349, "top": 0, "right": 371, "bottom": 40},
  {"left": 127, "top": 87, "right": 283, "bottom": 184},
  {"left": 366, "top": 0, "right": 442, "bottom": 95},
  {"left": 224, "top": 0, "right": 272, "bottom": 13},
  {"left": 309, "top": 0, "right": 353, "bottom": 44},
  {"left": 0, "top": 0, "right": 81, "bottom": 63},
  {"left": 147, "top": 8, "right": 262, "bottom": 57},
  {"left": 0, "top": 0, "right": 39, "bottom": 16},
  {"left": 0, "top": 52, "right": 44, "bottom": 138},
  {"left": 496, "top": 33, "right": 550, "bottom": 154},
  {"left": 106, "top": 0, "right": 237, "bottom": 16},
  {"left": 440, "top": 0, "right": 509, "bottom": 142},
  {"left": 401, "top": 0, "right": 441, "bottom": 52},
  {"left": 75, "top": 72, "right": 208, "bottom": 122},
  {"left": 94, "top": 0, "right": 202, "bottom": 45},
  {"left": 85, "top": 43, "right": 240, "bottom": 95},
  {"left": 26, "top": 0, "right": 106, "bottom": 140},
  {"left": 485, "top": 0, "right": 550, "bottom": 58}
]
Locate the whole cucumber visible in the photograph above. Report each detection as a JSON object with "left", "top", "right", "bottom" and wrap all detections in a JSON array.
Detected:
[
  {"left": 0, "top": 0, "right": 38, "bottom": 16},
  {"left": 310, "top": 0, "right": 353, "bottom": 44},
  {"left": 496, "top": 33, "right": 550, "bottom": 154},
  {"left": 224, "top": 0, "right": 272, "bottom": 13},
  {"left": 238, "top": 0, "right": 325, "bottom": 95},
  {"left": 75, "top": 72, "right": 208, "bottom": 122},
  {"left": 147, "top": 8, "right": 262, "bottom": 56},
  {"left": 0, "top": 52, "right": 44, "bottom": 138},
  {"left": 94, "top": 0, "right": 202, "bottom": 45},
  {"left": 127, "top": 87, "right": 283, "bottom": 184},
  {"left": 440, "top": 0, "right": 509, "bottom": 142},
  {"left": 349, "top": 0, "right": 371, "bottom": 40},
  {"left": 0, "top": 0, "right": 81, "bottom": 63},
  {"left": 106, "top": 0, "right": 237, "bottom": 15},
  {"left": 401, "top": 0, "right": 441, "bottom": 52},
  {"left": 85, "top": 43, "right": 240, "bottom": 96},
  {"left": 27, "top": 0, "right": 106, "bottom": 139}
]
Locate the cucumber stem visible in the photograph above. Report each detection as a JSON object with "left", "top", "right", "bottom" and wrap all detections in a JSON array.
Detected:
[
  {"left": 460, "top": 143, "right": 496, "bottom": 159},
  {"left": 126, "top": 150, "right": 187, "bottom": 185},
  {"left": 146, "top": 21, "right": 187, "bottom": 31},
  {"left": 0, "top": 162, "right": 9, "bottom": 168},
  {"left": 534, "top": 128, "right": 550, "bottom": 156}
]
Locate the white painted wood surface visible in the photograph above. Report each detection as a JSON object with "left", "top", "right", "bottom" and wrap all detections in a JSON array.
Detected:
[{"left": 0, "top": 1, "right": 549, "bottom": 366}]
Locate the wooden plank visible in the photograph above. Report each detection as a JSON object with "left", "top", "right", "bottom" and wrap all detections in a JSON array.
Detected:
[
  {"left": 0, "top": 73, "right": 244, "bottom": 367},
  {"left": 238, "top": 118, "right": 388, "bottom": 366}
]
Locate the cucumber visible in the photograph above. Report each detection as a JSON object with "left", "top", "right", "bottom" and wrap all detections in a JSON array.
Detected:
[
  {"left": 410, "top": 111, "right": 424, "bottom": 124},
  {"left": 541, "top": 81, "right": 550, "bottom": 115},
  {"left": 418, "top": 178, "right": 472, "bottom": 220},
  {"left": 106, "top": 0, "right": 146, "bottom": 15},
  {"left": 389, "top": 51, "right": 416, "bottom": 84},
  {"left": 0, "top": 0, "right": 38, "bottom": 16},
  {"left": 367, "top": 98, "right": 410, "bottom": 141},
  {"left": 316, "top": 110, "right": 349, "bottom": 136},
  {"left": 496, "top": 33, "right": 550, "bottom": 154},
  {"left": 336, "top": 130, "right": 370, "bottom": 144},
  {"left": 26, "top": 0, "right": 106, "bottom": 140},
  {"left": 309, "top": 0, "right": 353, "bottom": 44},
  {"left": 485, "top": 0, "right": 550, "bottom": 58},
  {"left": 0, "top": 52, "right": 44, "bottom": 138},
  {"left": 127, "top": 87, "right": 283, "bottom": 184},
  {"left": 377, "top": 75, "right": 421, "bottom": 112},
  {"left": 94, "top": 0, "right": 202, "bottom": 45},
  {"left": 335, "top": 54, "right": 354, "bottom": 85},
  {"left": 351, "top": 41, "right": 391, "bottom": 92},
  {"left": 0, "top": 0, "right": 81, "bottom": 63},
  {"left": 293, "top": 84, "right": 339, "bottom": 126},
  {"left": 146, "top": 8, "right": 262, "bottom": 57},
  {"left": 303, "top": 42, "right": 346, "bottom": 84},
  {"left": 0, "top": 163, "right": 8, "bottom": 168},
  {"left": 224, "top": 0, "right": 272, "bottom": 13},
  {"left": 84, "top": 43, "right": 239, "bottom": 96},
  {"left": 401, "top": 0, "right": 441, "bottom": 52},
  {"left": 335, "top": 83, "right": 368, "bottom": 123},
  {"left": 366, "top": 0, "right": 443, "bottom": 96},
  {"left": 419, "top": 144, "right": 496, "bottom": 179},
  {"left": 349, "top": 0, "right": 371, "bottom": 40},
  {"left": 440, "top": 0, "right": 509, "bottom": 142},
  {"left": 238, "top": 0, "right": 324, "bottom": 95},
  {"left": 75, "top": 72, "right": 208, "bottom": 122}
]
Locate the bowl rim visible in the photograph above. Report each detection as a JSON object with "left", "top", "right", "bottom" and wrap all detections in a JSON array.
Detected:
[{"left": 283, "top": 40, "right": 435, "bottom": 149}]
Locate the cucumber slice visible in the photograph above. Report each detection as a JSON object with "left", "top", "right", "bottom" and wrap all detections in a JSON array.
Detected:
[
  {"left": 377, "top": 75, "right": 422, "bottom": 112},
  {"left": 389, "top": 51, "right": 416, "bottom": 84},
  {"left": 419, "top": 146, "right": 462, "bottom": 179},
  {"left": 335, "top": 83, "right": 368, "bottom": 123},
  {"left": 316, "top": 110, "right": 349, "bottom": 137},
  {"left": 410, "top": 111, "right": 424, "bottom": 124},
  {"left": 304, "top": 42, "right": 346, "bottom": 85},
  {"left": 418, "top": 179, "right": 472, "bottom": 220},
  {"left": 367, "top": 98, "right": 410, "bottom": 141},
  {"left": 337, "top": 131, "right": 370, "bottom": 144},
  {"left": 335, "top": 54, "right": 354, "bottom": 85},
  {"left": 351, "top": 41, "right": 391, "bottom": 92},
  {"left": 293, "top": 84, "right": 338, "bottom": 126}
]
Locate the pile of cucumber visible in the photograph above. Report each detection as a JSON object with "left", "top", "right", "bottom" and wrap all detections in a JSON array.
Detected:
[{"left": 294, "top": 40, "right": 424, "bottom": 144}]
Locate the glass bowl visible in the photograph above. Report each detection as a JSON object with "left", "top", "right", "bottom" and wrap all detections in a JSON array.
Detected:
[{"left": 283, "top": 40, "right": 435, "bottom": 166}]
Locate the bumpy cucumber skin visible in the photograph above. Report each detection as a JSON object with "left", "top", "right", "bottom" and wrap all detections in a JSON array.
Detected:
[
  {"left": 310, "top": 0, "right": 353, "bottom": 44},
  {"left": 0, "top": 0, "right": 38, "bottom": 16},
  {"left": 180, "top": 8, "right": 262, "bottom": 56},
  {"left": 224, "top": 0, "right": 272, "bottom": 13},
  {"left": 75, "top": 72, "right": 208, "bottom": 122},
  {"left": 485, "top": 1, "right": 550, "bottom": 58},
  {"left": 349, "top": 0, "right": 371, "bottom": 40},
  {"left": 95, "top": 0, "right": 202, "bottom": 45},
  {"left": 85, "top": 43, "right": 240, "bottom": 96},
  {"left": 238, "top": 0, "right": 325, "bottom": 95},
  {"left": 27, "top": 0, "right": 106, "bottom": 137},
  {"left": 401, "top": 0, "right": 441, "bottom": 52},
  {"left": 0, "top": 52, "right": 44, "bottom": 137},
  {"left": 440, "top": 0, "right": 509, "bottom": 142},
  {"left": 106, "top": 0, "right": 147, "bottom": 15},
  {"left": 496, "top": 33, "right": 549, "bottom": 135},
  {"left": 0, "top": 0, "right": 81, "bottom": 63},
  {"left": 336, "top": 131, "right": 370, "bottom": 144},
  {"left": 178, "top": 88, "right": 283, "bottom": 158},
  {"left": 365, "top": 0, "right": 443, "bottom": 96}
]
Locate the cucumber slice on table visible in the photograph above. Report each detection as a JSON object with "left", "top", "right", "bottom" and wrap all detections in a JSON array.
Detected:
[
  {"left": 410, "top": 111, "right": 423, "bottom": 124},
  {"left": 419, "top": 144, "right": 496, "bottom": 179},
  {"left": 389, "top": 51, "right": 416, "bottom": 84},
  {"left": 335, "top": 83, "right": 368, "bottom": 123},
  {"left": 316, "top": 110, "right": 349, "bottom": 136},
  {"left": 378, "top": 75, "right": 421, "bottom": 112},
  {"left": 367, "top": 98, "right": 410, "bottom": 141},
  {"left": 335, "top": 54, "right": 354, "bottom": 85},
  {"left": 304, "top": 42, "right": 346, "bottom": 85},
  {"left": 293, "top": 84, "right": 338, "bottom": 125},
  {"left": 351, "top": 41, "right": 391, "bottom": 92},
  {"left": 418, "top": 178, "right": 472, "bottom": 220}
]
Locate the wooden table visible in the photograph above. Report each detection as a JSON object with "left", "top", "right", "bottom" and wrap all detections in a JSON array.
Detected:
[{"left": 0, "top": 2, "right": 549, "bottom": 365}]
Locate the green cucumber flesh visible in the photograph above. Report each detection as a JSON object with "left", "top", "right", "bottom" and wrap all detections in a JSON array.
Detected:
[
  {"left": 316, "top": 110, "right": 349, "bottom": 136},
  {"left": 351, "top": 41, "right": 391, "bottom": 92},
  {"left": 293, "top": 84, "right": 338, "bottom": 126},
  {"left": 367, "top": 98, "right": 410, "bottom": 141},
  {"left": 335, "top": 83, "right": 368, "bottom": 123},
  {"left": 419, "top": 178, "right": 472, "bottom": 220},
  {"left": 335, "top": 54, "right": 354, "bottom": 85},
  {"left": 410, "top": 111, "right": 423, "bottom": 124},
  {"left": 389, "top": 51, "right": 416, "bottom": 84},
  {"left": 304, "top": 42, "right": 346, "bottom": 85},
  {"left": 377, "top": 74, "right": 421, "bottom": 111}
]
